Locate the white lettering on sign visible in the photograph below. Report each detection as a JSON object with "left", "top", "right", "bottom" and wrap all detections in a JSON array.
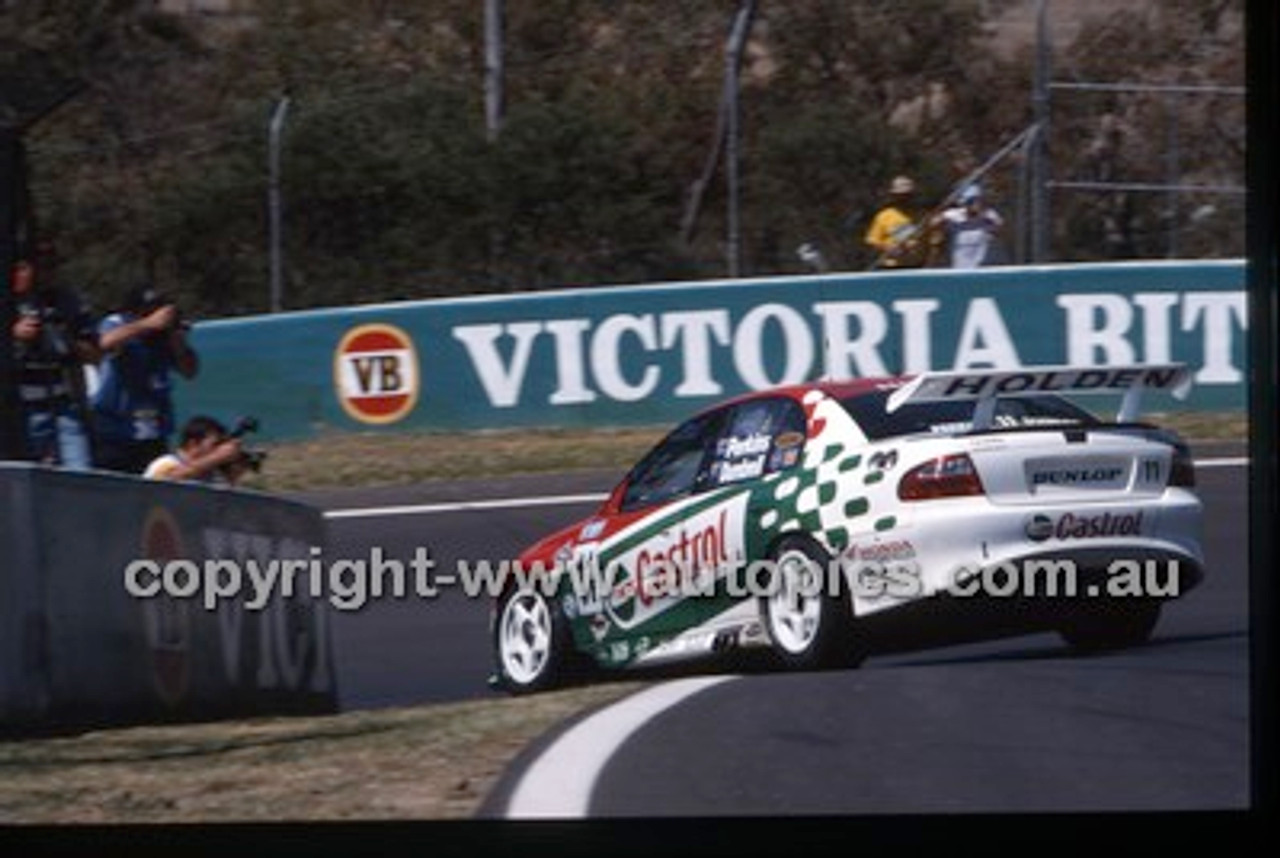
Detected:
[
  {"left": 732, "top": 303, "right": 813, "bottom": 389},
  {"left": 1058, "top": 291, "right": 1247, "bottom": 383},
  {"left": 1132, "top": 292, "right": 1179, "bottom": 365},
  {"left": 1056, "top": 293, "right": 1137, "bottom": 366},
  {"left": 545, "top": 318, "right": 596, "bottom": 405},
  {"left": 451, "top": 321, "right": 543, "bottom": 408},
  {"left": 812, "top": 301, "right": 890, "bottom": 379},
  {"left": 446, "top": 290, "right": 1245, "bottom": 409},
  {"left": 591, "top": 314, "right": 661, "bottom": 401},
  {"left": 661, "top": 310, "right": 731, "bottom": 397},
  {"left": 953, "top": 297, "right": 1021, "bottom": 369},
  {"left": 1182, "top": 292, "right": 1247, "bottom": 383},
  {"left": 892, "top": 299, "right": 940, "bottom": 374}
]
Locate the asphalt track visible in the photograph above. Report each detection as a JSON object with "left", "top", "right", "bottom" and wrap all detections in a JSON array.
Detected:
[{"left": 300, "top": 445, "right": 1249, "bottom": 815}]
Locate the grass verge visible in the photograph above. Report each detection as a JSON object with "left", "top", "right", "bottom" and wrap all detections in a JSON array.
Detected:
[
  {"left": 0, "top": 682, "right": 642, "bottom": 823},
  {"left": 250, "top": 427, "right": 665, "bottom": 492}
]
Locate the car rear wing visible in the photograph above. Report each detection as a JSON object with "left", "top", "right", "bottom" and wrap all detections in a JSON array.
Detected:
[{"left": 884, "top": 364, "right": 1193, "bottom": 431}]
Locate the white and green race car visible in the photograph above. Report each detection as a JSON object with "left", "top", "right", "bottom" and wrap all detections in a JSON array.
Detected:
[{"left": 492, "top": 364, "right": 1204, "bottom": 693}]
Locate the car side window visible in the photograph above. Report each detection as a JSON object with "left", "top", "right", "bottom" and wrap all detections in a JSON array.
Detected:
[
  {"left": 707, "top": 398, "right": 807, "bottom": 487},
  {"left": 620, "top": 411, "right": 724, "bottom": 512}
]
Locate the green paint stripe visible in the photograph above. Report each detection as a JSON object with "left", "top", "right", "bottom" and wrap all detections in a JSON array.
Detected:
[{"left": 601, "top": 485, "right": 748, "bottom": 559}]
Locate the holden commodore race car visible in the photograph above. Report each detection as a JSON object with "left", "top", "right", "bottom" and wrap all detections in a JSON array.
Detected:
[{"left": 491, "top": 364, "right": 1204, "bottom": 693}]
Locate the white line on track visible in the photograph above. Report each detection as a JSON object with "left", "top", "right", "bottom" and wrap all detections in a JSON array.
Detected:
[
  {"left": 324, "top": 492, "right": 607, "bottom": 519},
  {"left": 1194, "top": 456, "right": 1249, "bottom": 469},
  {"left": 322, "top": 457, "right": 1246, "bottom": 520},
  {"left": 503, "top": 675, "right": 736, "bottom": 818}
]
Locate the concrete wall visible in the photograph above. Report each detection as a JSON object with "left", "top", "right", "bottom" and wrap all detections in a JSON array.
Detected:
[{"left": 0, "top": 464, "right": 335, "bottom": 733}]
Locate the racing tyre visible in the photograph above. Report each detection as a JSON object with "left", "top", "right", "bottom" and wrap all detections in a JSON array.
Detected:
[
  {"left": 761, "top": 536, "right": 866, "bottom": 671},
  {"left": 1058, "top": 599, "right": 1162, "bottom": 654},
  {"left": 494, "top": 586, "right": 579, "bottom": 694}
]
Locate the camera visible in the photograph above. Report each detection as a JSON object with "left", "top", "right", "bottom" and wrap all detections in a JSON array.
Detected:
[
  {"left": 223, "top": 416, "right": 268, "bottom": 475},
  {"left": 16, "top": 299, "right": 73, "bottom": 361},
  {"left": 128, "top": 285, "right": 192, "bottom": 335},
  {"left": 238, "top": 449, "right": 269, "bottom": 473},
  {"left": 228, "top": 415, "right": 260, "bottom": 439}
]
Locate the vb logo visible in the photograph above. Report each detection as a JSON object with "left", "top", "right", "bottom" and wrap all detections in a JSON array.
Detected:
[{"left": 334, "top": 323, "right": 420, "bottom": 424}]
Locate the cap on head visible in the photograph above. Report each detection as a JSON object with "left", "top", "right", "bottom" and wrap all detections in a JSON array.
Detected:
[
  {"left": 889, "top": 175, "right": 915, "bottom": 195},
  {"left": 960, "top": 184, "right": 982, "bottom": 203},
  {"left": 123, "top": 283, "right": 166, "bottom": 312}
]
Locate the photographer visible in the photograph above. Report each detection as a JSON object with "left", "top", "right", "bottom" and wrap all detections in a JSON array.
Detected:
[
  {"left": 9, "top": 247, "right": 100, "bottom": 469},
  {"left": 143, "top": 415, "right": 244, "bottom": 485},
  {"left": 92, "top": 283, "right": 199, "bottom": 473}
]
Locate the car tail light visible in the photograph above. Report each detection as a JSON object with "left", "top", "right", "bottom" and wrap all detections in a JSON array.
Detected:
[
  {"left": 897, "top": 454, "right": 986, "bottom": 501},
  {"left": 1170, "top": 444, "right": 1196, "bottom": 487}
]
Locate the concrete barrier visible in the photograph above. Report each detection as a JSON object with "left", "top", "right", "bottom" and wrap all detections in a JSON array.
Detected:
[{"left": 0, "top": 464, "right": 336, "bottom": 734}]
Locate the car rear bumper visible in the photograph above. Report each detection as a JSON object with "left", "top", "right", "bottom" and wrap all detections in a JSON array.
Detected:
[{"left": 844, "top": 489, "right": 1203, "bottom": 615}]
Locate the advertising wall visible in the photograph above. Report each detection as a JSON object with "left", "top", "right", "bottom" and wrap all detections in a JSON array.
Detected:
[
  {"left": 0, "top": 465, "right": 335, "bottom": 732},
  {"left": 183, "top": 261, "right": 1246, "bottom": 440}
]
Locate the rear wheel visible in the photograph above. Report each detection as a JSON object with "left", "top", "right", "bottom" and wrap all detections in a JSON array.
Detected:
[
  {"left": 761, "top": 536, "right": 866, "bottom": 671},
  {"left": 494, "top": 587, "right": 578, "bottom": 693},
  {"left": 1058, "top": 599, "right": 1162, "bottom": 654}
]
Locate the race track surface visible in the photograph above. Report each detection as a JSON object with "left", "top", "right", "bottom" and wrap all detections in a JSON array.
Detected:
[{"left": 300, "top": 447, "right": 1249, "bottom": 815}]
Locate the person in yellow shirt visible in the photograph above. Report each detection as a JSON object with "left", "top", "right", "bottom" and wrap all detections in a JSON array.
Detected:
[{"left": 865, "top": 175, "right": 928, "bottom": 268}]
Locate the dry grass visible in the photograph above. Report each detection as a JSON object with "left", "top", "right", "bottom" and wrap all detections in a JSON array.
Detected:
[
  {"left": 247, "top": 427, "right": 666, "bottom": 492},
  {"left": 243, "top": 413, "right": 1246, "bottom": 493},
  {"left": 0, "top": 681, "right": 642, "bottom": 824},
  {"left": 1146, "top": 411, "right": 1249, "bottom": 445}
]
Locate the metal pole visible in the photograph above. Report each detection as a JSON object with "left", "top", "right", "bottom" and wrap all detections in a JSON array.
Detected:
[
  {"left": 1166, "top": 90, "right": 1180, "bottom": 258},
  {"left": 1031, "top": 0, "right": 1051, "bottom": 262},
  {"left": 1015, "top": 128, "right": 1031, "bottom": 263},
  {"left": 725, "top": 23, "right": 740, "bottom": 278},
  {"left": 485, "top": 0, "right": 505, "bottom": 142},
  {"left": 724, "top": 0, "right": 756, "bottom": 278},
  {"left": 0, "top": 128, "right": 24, "bottom": 459},
  {"left": 268, "top": 95, "right": 289, "bottom": 313}
]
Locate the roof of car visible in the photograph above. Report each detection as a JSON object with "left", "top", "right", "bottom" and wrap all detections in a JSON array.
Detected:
[{"left": 717, "top": 377, "right": 911, "bottom": 410}]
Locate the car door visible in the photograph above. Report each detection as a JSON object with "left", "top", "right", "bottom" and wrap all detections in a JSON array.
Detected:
[
  {"left": 565, "top": 397, "right": 808, "bottom": 665},
  {"left": 559, "top": 408, "right": 728, "bottom": 660}
]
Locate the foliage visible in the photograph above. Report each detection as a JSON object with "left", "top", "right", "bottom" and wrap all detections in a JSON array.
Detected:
[{"left": 4, "top": 0, "right": 1244, "bottom": 318}]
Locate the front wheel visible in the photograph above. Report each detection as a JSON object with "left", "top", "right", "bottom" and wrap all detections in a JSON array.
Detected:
[
  {"left": 494, "top": 587, "right": 577, "bottom": 693},
  {"left": 1058, "top": 599, "right": 1162, "bottom": 654},
  {"left": 761, "top": 536, "right": 866, "bottom": 672}
]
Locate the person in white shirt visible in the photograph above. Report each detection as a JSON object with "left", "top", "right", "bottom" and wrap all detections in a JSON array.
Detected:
[
  {"left": 143, "top": 415, "right": 246, "bottom": 484},
  {"left": 936, "top": 184, "right": 1003, "bottom": 268}
]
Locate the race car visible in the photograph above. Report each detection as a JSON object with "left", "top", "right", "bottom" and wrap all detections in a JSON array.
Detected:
[{"left": 491, "top": 364, "right": 1204, "bottom": 693}]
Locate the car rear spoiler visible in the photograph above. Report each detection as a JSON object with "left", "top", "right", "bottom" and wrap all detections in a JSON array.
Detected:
[{"left": 884, "top": 364, "right": 1193, "bottom": 431}]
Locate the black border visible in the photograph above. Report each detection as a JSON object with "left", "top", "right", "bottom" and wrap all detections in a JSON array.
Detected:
[
  {"left": 3, "top": 2, "right": 1274, "bottom": 853},
  {"left": 1246, "top": 0, "right": 1278, "bottom": 821}
]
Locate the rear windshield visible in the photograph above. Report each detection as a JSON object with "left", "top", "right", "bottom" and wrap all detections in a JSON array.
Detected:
[{"left": 839, "top": 390, "right": 1100, "bottom": 441}]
